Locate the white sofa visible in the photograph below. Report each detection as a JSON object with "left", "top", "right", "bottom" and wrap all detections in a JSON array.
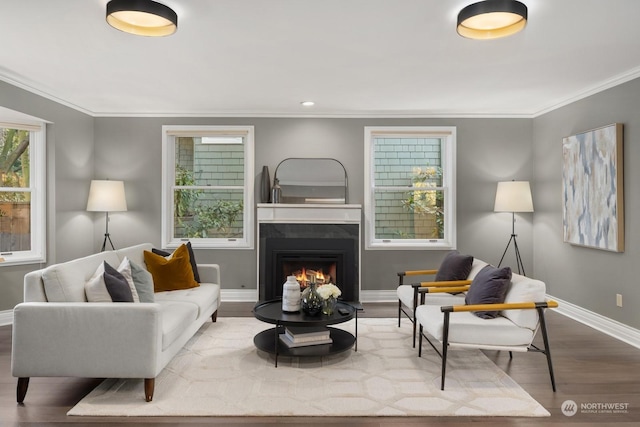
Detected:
[{"left": 11, "top": 243, "right": 221, "bottom": 402}]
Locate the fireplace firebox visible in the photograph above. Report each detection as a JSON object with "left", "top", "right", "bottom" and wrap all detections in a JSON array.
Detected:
[{"left": 259, "top": 223, "right": 359, "bottom": 302}]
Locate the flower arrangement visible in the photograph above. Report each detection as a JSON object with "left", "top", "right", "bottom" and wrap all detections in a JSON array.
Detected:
[{"left": 317, "top": 283, "right": 341, "bottom": 300}]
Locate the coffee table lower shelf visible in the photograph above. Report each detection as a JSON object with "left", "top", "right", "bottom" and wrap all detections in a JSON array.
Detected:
[{"left": 254, "top": 326, "right": 355, "bottom": 359}]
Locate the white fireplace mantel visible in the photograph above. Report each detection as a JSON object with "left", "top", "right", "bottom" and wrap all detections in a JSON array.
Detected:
[{"left": 257, "top": 203, "right": 361, "bottom": 224}]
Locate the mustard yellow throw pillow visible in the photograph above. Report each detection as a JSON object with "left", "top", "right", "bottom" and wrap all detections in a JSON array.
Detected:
[{"left": 144, "top": 244, "right": 199, "bottom": 292}]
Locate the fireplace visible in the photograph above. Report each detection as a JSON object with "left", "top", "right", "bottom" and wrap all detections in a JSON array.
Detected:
[{"left": 257, "top": 205, "right": 361, "bottom": 303}]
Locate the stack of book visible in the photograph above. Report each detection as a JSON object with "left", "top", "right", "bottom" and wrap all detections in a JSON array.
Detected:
[{"left": 279, "top": 326, "right": 333, "bottom": 348}]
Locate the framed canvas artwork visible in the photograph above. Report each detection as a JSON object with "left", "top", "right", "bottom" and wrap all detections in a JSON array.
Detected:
[{"left": 562, "top": 123, "right": 624, "bottom": 252}]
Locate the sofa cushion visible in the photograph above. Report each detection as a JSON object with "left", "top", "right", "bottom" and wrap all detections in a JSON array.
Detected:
[
  {"left": 154, "top": 283, "right": 220, "bottom": 319},
  {"left": 435, "top": 251, "right": 474, "bottom": 282},
  {"left": 115, "top": 257, "right": 140, "bottom": 302},
  {"left": 115, "top": 243, "right": 153, "bottom": 270},
  {"left": 416, "top": 304, "right": 535, "bottom": 347},
  {"left": 158, "top": 301, "right": 199, "bottom": 350},
  {"left": 130, "top": 260, "right": 155, "bottom": 303},
  {"left": 85, "top": 262, "right": 112, "bottom": 303},
  {"left": 465, "top": 265, "right": 512, "bottom": 319},
  {"left": 103, "top": 262, "right": 135, "bottom": 302},
  {"left": 152, "top": 242, "right": 201, "bottom": 283},
  {"left": 43, "top": 251, "right": 120, "bottom": 302},
  {"left": 144, "top": 244, "right": 199, "bottom": 292}
]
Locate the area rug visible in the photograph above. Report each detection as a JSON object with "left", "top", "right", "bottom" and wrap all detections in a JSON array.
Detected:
[{"left": 68, "top": 317, "right": 549, "bottom": 417}]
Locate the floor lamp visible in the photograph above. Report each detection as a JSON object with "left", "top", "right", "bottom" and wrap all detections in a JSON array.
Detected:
[
  {"left": 87, "top": 180, "right": 128, "bottom": 251},
  {"left": 494, "top": 180, "right": 533, "bottom": 276}
]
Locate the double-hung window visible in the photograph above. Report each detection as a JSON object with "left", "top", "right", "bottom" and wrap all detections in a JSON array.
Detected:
[
  {"left": 364, "top": 126, "right": 457, "bottom": 250},
  {"left": 0, "top": 120, "right": 46, "bottom": 265},
  {"left": 162, "top": 125, "right": 254, "bottom": 249}
]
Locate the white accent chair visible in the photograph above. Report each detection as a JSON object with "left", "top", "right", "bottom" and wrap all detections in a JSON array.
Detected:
[
  {"left": 415, "top": 270, "right": 558, "bottom": 391},
  {"left": 397, "top": 258, "right": 488, "bottom": 347}
]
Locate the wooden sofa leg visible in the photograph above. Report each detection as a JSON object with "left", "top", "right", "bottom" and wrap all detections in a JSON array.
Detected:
[
  {"left": 144, "top": 378, "right": 155, "bottom": 402},
  {"left": 17, "top": 377, "right": 29, "bottom": 403},
  {"left": 211, "top": 310, "right": 218, "bottom": 322}
]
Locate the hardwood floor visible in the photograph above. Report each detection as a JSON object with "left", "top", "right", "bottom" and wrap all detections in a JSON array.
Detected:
[{"left": 2, "top": 302, "right": 640, "bottom": 426}]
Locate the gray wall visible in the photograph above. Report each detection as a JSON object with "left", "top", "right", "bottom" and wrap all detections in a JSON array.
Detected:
[
  {"left": 93, "top": 117, "right": 533, "bottom": 293},
  {"left": 533, "top": 78, "right": 640, "bottom": 329},
  {"left": 0, "top": 80, "right": 94, "bottom": 311},
  {"left": 9, "top": 74, "right": 637, "bottom": 332}
]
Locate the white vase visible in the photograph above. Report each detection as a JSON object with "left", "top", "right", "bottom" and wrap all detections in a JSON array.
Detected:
[{"left": 282, "top": 276, "right": 301, "bottom": 313}]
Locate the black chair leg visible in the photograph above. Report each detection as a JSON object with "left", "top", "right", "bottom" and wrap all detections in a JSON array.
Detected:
[
  {"left": 418, "top": 324, "right": 423, "bottom": 357},
  {"left": 441, "top": 312, "right": 450, "bottom": 391},
  {"left": 537, "top": 307, "right": 557, "bottom": 392}
]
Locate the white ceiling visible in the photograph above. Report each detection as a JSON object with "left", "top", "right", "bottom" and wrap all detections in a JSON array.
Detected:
[{"left": 2, "top": 0, "right": 640, "bottom": 117}]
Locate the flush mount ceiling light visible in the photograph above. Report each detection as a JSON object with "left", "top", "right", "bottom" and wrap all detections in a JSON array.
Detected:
[
  {"left": 300, "top": 101, "right": 315, "bottom": 107},
  {"left": 106, "top": 0, "right": 177, "bottom": 37},
  {"left": 457, "top": 0, "right": 527, "bottom": 40}
]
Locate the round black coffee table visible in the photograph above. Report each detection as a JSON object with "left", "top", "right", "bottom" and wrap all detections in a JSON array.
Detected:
[{"left": 252, "top": 299, "right": 358, "bottom": 367}]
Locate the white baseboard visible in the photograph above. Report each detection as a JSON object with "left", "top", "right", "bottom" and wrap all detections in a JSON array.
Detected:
[
  {"left": 0, "top": 309, "right": 13, "bottom": 327},
  {"left": 221, "top": 288, "right": 259, "bottom": 302},
  {"left": 548, "top": 294, "right": 640, "bottom": 350}
]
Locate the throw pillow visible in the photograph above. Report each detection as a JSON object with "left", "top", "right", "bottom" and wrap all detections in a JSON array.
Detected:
[
  {"left": 152, "top": 241, "right": 201, "bottom": 282},
  {"left": 130, "top": 260, "right": 155, "bottom": 303},
  {"left": 117, "top": 257, "right": 140, "bottom": 302},
  {"left": 85, "top": 262, "right": 111, "bottom": 302},
  {"left": 435, "top": 250, "right": 474, "bottom": 282},
  {"left": 103, "top": 262, "right": 135, "bottom": 302},
  {"left": 144, "top": 244, "right": 200, "bottom": 292},
  {"left": 465, "top": 265, "right": 512, "bottom": 319}
]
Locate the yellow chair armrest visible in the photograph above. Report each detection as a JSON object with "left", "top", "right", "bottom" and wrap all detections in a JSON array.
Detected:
[
  {"left": 415, "top": 280, "right": 472, "bottom": 288},
  {"left": 398, "top": 269, "right": 438, "bottom": 277},
  {"left": 442, "top": 300, "right": 558, "bottom": 313},
  {"left": 422, "top": 286, "right": 470, "bottom": 294}
]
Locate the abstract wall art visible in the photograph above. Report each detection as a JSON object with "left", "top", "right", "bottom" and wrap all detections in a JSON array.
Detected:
[{"left": 562, "top": 123, "right": 624, "bottom": 252}]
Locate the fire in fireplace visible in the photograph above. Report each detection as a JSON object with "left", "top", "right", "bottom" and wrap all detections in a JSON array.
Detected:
[{"left": 259, "top": 223, "right": 359, "bottom": 302}]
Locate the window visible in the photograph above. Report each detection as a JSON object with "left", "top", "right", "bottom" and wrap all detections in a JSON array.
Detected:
[
  {"left": 0, "top": 120, "right": 46, "bottom": 265},
  {"left": 364, "top": 126, "right": 456, "bottom": 250},
  {"left": 162, "top": 125, "right": 254, "bottom": 249}
]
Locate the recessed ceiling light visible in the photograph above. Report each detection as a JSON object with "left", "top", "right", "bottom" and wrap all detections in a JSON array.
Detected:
[{"left": 300, "top": 101, "right": 315, "bottom": 107}]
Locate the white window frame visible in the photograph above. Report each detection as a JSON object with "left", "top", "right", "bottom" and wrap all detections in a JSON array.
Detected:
[
  {"left": 0, "top": 120, "right": 46, "bottom": 266},
  {"left": 364, "top": 126, "right": 457, "bottom": 250},
  {"left": 161, "top": 125, "right": 254, "bottom": 249}
]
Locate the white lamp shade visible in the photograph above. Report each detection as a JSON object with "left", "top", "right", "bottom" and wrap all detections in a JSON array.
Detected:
[
  {"left": 494, "top": 181, "right": 533, "bottom": 212},
  {"left": 87, "top": 180, "right": 128, "bottom": 212}
]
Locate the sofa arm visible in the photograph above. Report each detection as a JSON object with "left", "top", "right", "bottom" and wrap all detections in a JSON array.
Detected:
[
  {"left": 12, "top": 302, "right": 163, "bottom": 379},
  {"left": 197, "top": 263, "right": 220, "bottom": 285}
]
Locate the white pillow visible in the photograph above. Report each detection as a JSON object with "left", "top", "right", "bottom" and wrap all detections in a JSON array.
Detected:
[
  {"left": 85, "top": 262, "right": 111, "bottom": 302},
  {"left": 84, "top": 258, "right": 140, "bottom": 303},
  {"left": 117, "top": 257, "right": 140, "bottom": 303}
]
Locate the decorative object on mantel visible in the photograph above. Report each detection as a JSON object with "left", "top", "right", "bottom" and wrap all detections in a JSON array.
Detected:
[
  {"left": 260, "top": 165, "right": 271, "bottom": 203},
  {"left": 273, "top": 158, "right": 348, "bottom": 204},
  {"left": 271, "top": 178, "right": 281, "bottom": 204},
  {"left": 317, "top": 283, "right": 342, "bottom": 315},
  {"left": 562, "top": 123, "right": 624, "bottom": 252},
  {"left": 281, "top": 276, "right": 301, "bottom": 313},
  {"left": 300, "top": 275, "right": 323, "bottom": 316}
]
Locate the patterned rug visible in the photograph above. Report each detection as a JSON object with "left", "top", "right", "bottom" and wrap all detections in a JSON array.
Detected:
[{"left": 68, "top": 317, "right": 549, "bottom": 417}]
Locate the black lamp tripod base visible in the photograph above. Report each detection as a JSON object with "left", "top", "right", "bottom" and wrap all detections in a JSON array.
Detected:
[
  {"left": 101, "top": 233, "right": 115, "bottom": 252},
  {"left": 100, "top": 212, "right": 116, "bottom": 252},
  {"left": 497, "top": 212, "right": 526, "bottom": 276}
]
